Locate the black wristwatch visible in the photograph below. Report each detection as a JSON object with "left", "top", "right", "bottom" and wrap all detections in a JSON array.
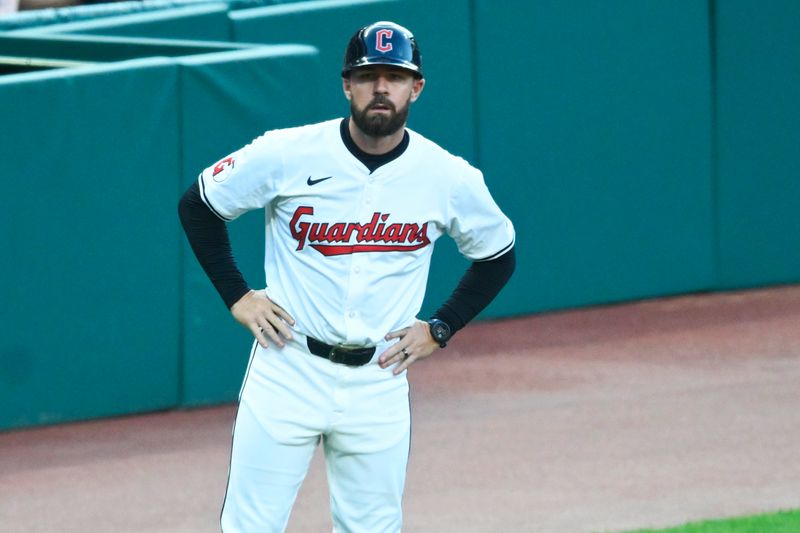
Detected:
[{"left": 427, "top": 318, "right": 452, "bottom": 348}]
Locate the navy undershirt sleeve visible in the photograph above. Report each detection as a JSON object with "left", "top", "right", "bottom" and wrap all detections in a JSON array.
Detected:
[
  {"left": 178, "top": 181, "right": 251, "bottom": 309},
  {"left": 432, "top": 246, "right": 516, "bottom": 335}
]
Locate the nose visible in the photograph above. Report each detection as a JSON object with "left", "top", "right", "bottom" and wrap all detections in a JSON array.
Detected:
[{"left": 373, "top": 74, "right": 390, "bottom": 94}]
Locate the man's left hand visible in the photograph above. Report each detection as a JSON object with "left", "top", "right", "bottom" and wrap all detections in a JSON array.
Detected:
[{"left": 379, "top": 320, "right": 439, "bottom": 375}]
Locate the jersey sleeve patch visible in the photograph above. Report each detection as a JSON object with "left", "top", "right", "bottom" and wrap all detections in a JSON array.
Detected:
[{"left": 211, "top": 156, "right": 235, "bottom": 183}]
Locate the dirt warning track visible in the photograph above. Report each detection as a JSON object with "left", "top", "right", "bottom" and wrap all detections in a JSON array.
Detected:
[{"left": 2, "top": 286, "right": 800, "bottom": 532}]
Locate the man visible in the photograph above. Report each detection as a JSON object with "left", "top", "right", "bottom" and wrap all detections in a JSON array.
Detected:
[{"left": 178, "top": 21, "right": 515, "bottom": 533}]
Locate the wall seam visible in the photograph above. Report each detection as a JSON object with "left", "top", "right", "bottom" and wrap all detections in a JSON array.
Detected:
[
  {"left": 468, "top": 0, "right": 481, "bottom": 167},
  {"left": 176, "top": 63, "right": 186, "bottom": 408},
  {"left": 708, "top": 0, "right": 720, "bottom": 290}
]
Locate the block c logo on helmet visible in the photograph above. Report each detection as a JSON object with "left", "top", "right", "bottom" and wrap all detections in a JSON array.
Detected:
[{"left": 375, "top": 29, "right": 393, "bottom": 53}]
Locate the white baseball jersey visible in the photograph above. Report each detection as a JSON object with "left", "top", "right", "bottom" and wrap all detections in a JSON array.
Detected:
[{"left": 199, "top": 118, "right": 515, "bottom": 347}]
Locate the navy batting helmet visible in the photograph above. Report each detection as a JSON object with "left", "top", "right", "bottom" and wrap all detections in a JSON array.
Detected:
[{"left": 341, "top": 21, "right": 423, "bottom": 78}]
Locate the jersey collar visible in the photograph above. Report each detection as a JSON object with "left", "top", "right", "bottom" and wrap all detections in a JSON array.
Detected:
[{"left": 340, "top": 118, "right": 410, "bottom": 174}]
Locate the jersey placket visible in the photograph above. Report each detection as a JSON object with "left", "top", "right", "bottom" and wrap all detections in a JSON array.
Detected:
[{"left": 341, "top": 173, "right": 380, "bottom": 344}]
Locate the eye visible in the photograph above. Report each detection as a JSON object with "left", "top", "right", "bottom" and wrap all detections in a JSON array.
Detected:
[{"left": 355, "top": 71, "right": 377, "bottom": 82}]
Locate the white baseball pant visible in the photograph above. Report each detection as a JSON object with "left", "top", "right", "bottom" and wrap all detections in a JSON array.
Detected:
[{"left": 220, "top": 333, "right": 411, "bottom": 532}]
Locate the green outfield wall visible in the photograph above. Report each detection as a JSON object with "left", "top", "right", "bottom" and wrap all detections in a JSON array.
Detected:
[
  {"left": 0, "top": 59, "right": 182, "bottom": 428},
  {"left": 9, "top": 4, "right": 235, "bottom": 41},
  {"left": 1, "top": 0, "right": 798, "bottom": 430},
  {"left": 0, "top": 33, "right": 251, "bottom": 62},
  {"left": 0, "top": 44, "right": 320, "bottom": 427},
  {"left": 474, "top": 0, "right": 715, "bottom": 315},
  {"left": 714, "top": 0, "right": 800, "bottom": 288}
]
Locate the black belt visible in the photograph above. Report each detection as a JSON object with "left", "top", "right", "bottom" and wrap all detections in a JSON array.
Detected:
[{"left": 306, "top": 336, "right": 375, "bottom": 367}]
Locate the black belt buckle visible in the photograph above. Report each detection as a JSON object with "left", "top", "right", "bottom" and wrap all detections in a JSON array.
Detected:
[
  {"left": 307, "top": 336, "right": 375, "bottom": 367},
  {"left": 328, "top": 346, "right": 348, "bottom": 366}
]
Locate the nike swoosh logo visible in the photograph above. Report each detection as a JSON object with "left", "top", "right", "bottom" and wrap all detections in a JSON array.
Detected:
[{"left": 307, "top": 175, "right": 334, "bottom": 186}]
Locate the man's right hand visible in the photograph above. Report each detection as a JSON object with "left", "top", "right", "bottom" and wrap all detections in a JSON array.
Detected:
[{"left": 231, "top": 290, "right": 296, "bottom": 349}]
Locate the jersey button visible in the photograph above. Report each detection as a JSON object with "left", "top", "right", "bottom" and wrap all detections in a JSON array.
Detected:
[
  {"left": 354, "top": 266, "right": 361, "bottom": 274},
  {"left": 348, "top": 311, "right": 356, "bottom": 318}
]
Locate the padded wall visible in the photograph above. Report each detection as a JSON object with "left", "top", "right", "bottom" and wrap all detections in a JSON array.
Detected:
[
  {"left": 715, "top": 1, "right": 800, "bottom": 287},
  {"left": 11, "top": 4, "right": 235, "bottom": 41},
  {"left": 0, "top": 60, "right": 181, "bottom": 429},
  {"left": 4, "top": 0, "right": 800, "bottom": 430},
  {"left": 474, "top": 0, "right": 715, "bottom": 315},
  {"left": 0, "top": 33, "right": 247, "bottom": 62},
  {"left": 178, "top": 46, "right": 323, "bottom": 405}
]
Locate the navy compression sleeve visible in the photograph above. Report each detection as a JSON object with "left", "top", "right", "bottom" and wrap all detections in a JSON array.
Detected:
[
  {"left": 432, "top": 246, "right": 516, "bottom": 334},
  {"left": 178, "top": 181, "right": 251, "bottom": 309}
]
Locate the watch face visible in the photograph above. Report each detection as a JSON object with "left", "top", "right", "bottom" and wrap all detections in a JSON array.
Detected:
[{"left": 432, "top": 321, "right": 450, "bottom": 340}]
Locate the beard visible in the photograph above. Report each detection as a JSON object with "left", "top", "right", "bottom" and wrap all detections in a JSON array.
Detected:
[{"left": 350, "top": 95, "right": 410, "bottom": 138}]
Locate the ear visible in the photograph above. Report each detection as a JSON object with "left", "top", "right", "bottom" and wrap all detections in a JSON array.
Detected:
[
  {"left": 409, "top": 77, "right": 425, "bottom": 103},
  {"left": 342, "top": 77, "right": 352, "bottom": 101}
]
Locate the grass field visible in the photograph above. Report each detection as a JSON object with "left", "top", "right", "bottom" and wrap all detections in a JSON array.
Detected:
[{"left": 622, "top": 509, "right": 800, "bottom": 532}]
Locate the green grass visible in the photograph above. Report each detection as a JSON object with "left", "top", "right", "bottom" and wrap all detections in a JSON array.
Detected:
[{"left": 621, "top": 509, "right": 800, "bottom": 532}]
